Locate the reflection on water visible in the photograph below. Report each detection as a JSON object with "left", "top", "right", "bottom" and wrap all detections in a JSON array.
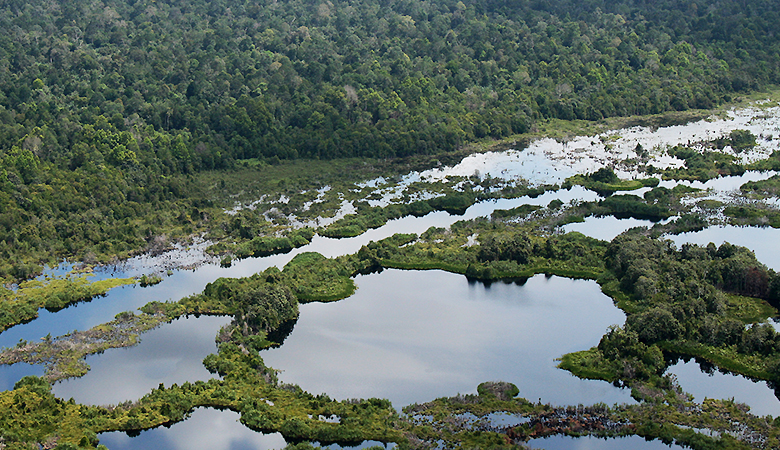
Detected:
[
  {"left": 0, "top": 362, "right": 43, "bottom": 392},
  {"left": 0, "top": 187, "right": 601, "bottom": 351},
  {"left": 98, "top": 408, "right": 287, "bottom": 450},
  {"left": 666, "top": 358, "right": 780, "bottom": 417},
  {"left": 561, "top": 216, "right": 656, "bottom": 241},
  {"left": 261, "top": 270, "right": 632, "bottom": 407},
  {"left": 528, "top": 434, "right": 683, "bottom": 449},
  {"left": 53, "top": 315, "right": 230, "bottom": 405},
  {"left": 99, "top": 407, "right": 394, "bottom": 450},
  {"left": 420, "top": 107, "right": 780, "bottom": 186}
]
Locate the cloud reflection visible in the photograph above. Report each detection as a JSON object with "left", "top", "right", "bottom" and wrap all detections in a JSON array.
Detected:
[
  {"left": 98, "top": 408, "right": 287, "bottom": 450},
  {"left": 261, "top": 270, "right": 632, "bottom": 407},
  {"left": 53, "top": 315, "right": 230, "bottom": 405}
]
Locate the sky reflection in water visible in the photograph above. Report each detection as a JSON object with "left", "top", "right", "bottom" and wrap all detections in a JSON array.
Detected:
[
  {"left": 98, "top": 408, "right": 287, "bottom": 450},
  {"left": 52, "top": 315, "right": 230, "bottom": 405},
  {"left": 261, "top": 269, "right": 632, "bottom": 407}
]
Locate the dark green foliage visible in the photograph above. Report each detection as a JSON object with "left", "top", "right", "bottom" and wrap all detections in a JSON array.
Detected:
[
  {"left": 236, "top": 232, "right": 313, "bottom": 259},
  {"left": 476, "top": 381, "right": 519, "bottom": 401},
  {"left": 627, "top": 307, "right": 684, "bottom": 343},
  {"left": 712, "top": 130, "right": 758, "bottom": 153},
  {"left": 599, "top": 194, "right": 671, "bottom": 221},
  {"left": 589, "top": 167, "right": 620, "bottom": 184},
  {"left": 723, "top": 205, "right": 780, "bottom": 228},
  {"left": 664, "top": 145, "right": 745, "bottom": 180},
  {"left": 491, "top": 204, "right": 541, "bottom": 220},
  {"left": 598, "top": 233, "right": 780, "bottom": 388},
  {"left": 231, "top": 285, "right": 299, "bottom": 346},
  {"left": 597, "top": 326, "right": 665, "bottom": 380},
  {"left": 478, "top": 234, "right": 532, "bottom": 264},
  {"left": 1, "top": 0, "right": 778, "bottom": 280},
  {"left": 13, "top": 375, "right": 52, "bottom": 397},
  {"left": 740, "top": 174, "right": 780, "bottom": 197}
]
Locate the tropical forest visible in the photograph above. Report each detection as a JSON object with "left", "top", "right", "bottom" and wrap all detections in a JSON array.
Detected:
[{"left": 2, "top": 0, "right": 780, "bottom": 448}]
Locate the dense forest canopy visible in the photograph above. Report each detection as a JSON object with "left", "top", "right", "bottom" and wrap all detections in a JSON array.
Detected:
[{"left": 0, "top": 0, "right": 779, "bottom": 279}]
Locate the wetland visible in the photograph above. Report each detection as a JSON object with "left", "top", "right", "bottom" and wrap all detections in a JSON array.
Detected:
[{"left": 4, "top": 101, "right": 780, "bottom": 449}]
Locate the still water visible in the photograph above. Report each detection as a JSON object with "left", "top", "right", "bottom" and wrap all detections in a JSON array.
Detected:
[
  {"left": 0, "top": 186, "right": 599, "bottom": 351},
  {"left": 666, "top": 358, "right": 780, "bottom": 417},
  {"left": 53, "top": 315, "right": 230, "bottom": 405},
  {"left": 98, "top": 408, "right": 287, "bottom": 450},
  {"left": 668, "top": 225, "right": 780, "bottom": 271},
  {"left": 47, "top": 270, "right": 632, "bottom": 408},
  {"left": 261, "top": 269, "right": 631, "bottom": 407},
  {"left": 3, "top": 105, "right": 780, "bottom": 447},
  {"left": 528, "top": 435, "right": 684, "bottom": 449}
]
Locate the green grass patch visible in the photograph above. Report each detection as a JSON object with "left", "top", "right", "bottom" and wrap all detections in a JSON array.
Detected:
[
  {"left": 723, "top": 293, "right": 778, "bottom": 324},
  {"left": 558, "top": 348, "right": 618, "bottom": 382},
  {"left": 0, "top": 275, "right": 135, "bottom": 332},
  {"left": 659, "top": 341, "right": 775, "bottom": 382}
]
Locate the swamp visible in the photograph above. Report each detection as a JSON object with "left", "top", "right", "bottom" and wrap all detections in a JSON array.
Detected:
[{"left": 3, "top": 97, "right": 780, "bottom": 450}]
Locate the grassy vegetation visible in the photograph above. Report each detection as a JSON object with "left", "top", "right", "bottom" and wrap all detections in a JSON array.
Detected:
[
  {"left": 724, "top": 205, "right": 780, "bottom": 228},
  {"left": 0, "top": 273, "right": 135, "bottom": 333},
  {"left": 562, "top": 168, "right": 659, "bottom": 196}
]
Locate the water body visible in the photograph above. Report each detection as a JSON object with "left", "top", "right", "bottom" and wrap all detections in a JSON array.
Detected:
[
  {"left": 98, "top": 407, "right": 393, "bottom": 450},
  {"left": 418, "top": 107, "right": 780, "bottom": 186},
  {"left": 0, "top": 362, "right": 43, "bottom": 392},
  {"left": 561, "top": 216, "right": 657, "bottom": 241},
  {"left": 0, "top": 186, "right": 600, "bottom": 350},
  {"left": 261, "top": 269, "right": 632, "bottom": 408},
  {"left": 666, "top": 359, "right": 780, "bottom": 417},
  {"left": 44, "top": 269, "right": 631, "bottom": 408},
  {"left": 3, "top": 106, "right": 780, "bottom": 447},
  {"left": 527, "top": 435, "right": 684, "bottom": 449},
  {"left": 98, "top": 408, "right": 287, "bottom": 450},
  {"left": 53, "top": 315, "right": 230, "bottom": 405}
]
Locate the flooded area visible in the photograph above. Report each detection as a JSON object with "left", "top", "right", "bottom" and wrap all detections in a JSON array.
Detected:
[
  {"left": 98, "top": 408, "right": 287, "bottom": 450},
  {"left": 366, "top": 106, "right": 780, "bottom": 191},
  {"left": 668, "top": 225, "right": 780, "bottom": 271},
  {"left": 561, "top": 216, "right": 657, "bottom": 241},
  {"left": 0, "top": 186, "right": 600, "bottom": 351}
]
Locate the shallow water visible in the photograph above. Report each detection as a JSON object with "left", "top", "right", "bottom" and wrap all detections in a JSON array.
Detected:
[
  {"left": 3, "top": 105, "right": 780, "bottom": 446},
  {"left": 561, "top": 216, "right": 657, "bottom": 241},
  {"left": 0, "top": 187, "right": 600, "bottom": 350},
  {"left": 418, "top": 107, "right": 780, "bottom": 186},
  {"left": 98, "top": 407, "right": 394, "bottom": 450},
  {"left": 0, "top": 362, "right": 43, "bottom": 392},
  {"left": 260, "top": 270, "right": 632, "bottom": 407}
]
